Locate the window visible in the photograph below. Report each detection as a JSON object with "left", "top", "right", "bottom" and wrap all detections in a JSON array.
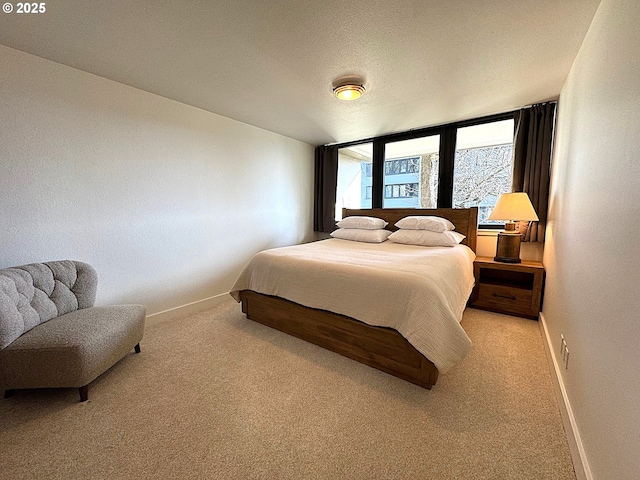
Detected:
[
  {"left": 453, "top": 119, "right": 515, "bottom": 224},
  {"left": 333, "top": 112, "right": 515, "bottom": 227},
  {"left": 336, "top": 143, "right": 373, "bottom": 219},
  {"left": 385, "top": 157, "right": 420, "bottom": 175},
  {"left": 385, "top": 183, "right": 419, "bottom": 198},
  {"left": 383, "top": 136, "right": 439, "bottom": 209}
]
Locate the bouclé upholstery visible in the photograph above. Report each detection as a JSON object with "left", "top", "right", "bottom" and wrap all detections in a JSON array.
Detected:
[
  {"left": 0, "top": 261, "right": 145, "bottom": 401},
  {"left": 0, "top": 261, "right": 97, "bottom": 349}
]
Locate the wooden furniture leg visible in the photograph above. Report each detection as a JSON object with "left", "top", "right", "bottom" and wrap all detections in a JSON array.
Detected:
[{"left": 78, "top": 385, "right": 89, "bottom": 402}]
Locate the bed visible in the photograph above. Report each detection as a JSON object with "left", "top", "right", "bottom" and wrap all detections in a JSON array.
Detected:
[{"left": 230, "top": 207, "right": 478, "bottom": 389}]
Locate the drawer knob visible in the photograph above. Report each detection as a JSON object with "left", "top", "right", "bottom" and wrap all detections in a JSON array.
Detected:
[{"left": 492, "top": 293, "right": 517, "bottom": 301}]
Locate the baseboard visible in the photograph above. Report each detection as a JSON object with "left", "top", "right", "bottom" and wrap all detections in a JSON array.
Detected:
[
  {"left": 145, "top": 292, "right": 231, "bottom": 328},
  {"left": 539, "top": 312, "right": 592, "bottom": 480}
]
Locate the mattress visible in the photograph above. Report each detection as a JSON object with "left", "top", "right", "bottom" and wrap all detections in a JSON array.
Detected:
[{"left": 230, "top": 238, "right": 476, "bottom": 373}]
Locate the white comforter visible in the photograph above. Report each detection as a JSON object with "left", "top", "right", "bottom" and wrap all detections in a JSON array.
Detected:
[{"left": 230, "top": 238, "right": 475, "bottom": 373}]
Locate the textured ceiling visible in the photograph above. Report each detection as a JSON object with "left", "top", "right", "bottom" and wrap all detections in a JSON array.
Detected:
[{"left": 0, "top": 0, "right": 600, "bottom": 146}]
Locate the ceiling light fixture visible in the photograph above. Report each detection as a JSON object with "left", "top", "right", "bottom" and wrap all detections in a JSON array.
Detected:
[{"left": 333, "top": 83, "right": 366, "bottom": 101}]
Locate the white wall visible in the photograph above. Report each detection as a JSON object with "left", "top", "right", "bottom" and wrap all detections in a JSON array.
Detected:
[
  {"left": 0, "top": 45, "right": 315, "bottom": 316},
  {"left": 542, "top": 0, "right": 640, "bottom": 477}
]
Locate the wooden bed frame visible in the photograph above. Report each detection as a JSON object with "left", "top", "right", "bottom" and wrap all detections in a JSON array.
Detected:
[{"left": 238, "top": 207, "right": 478, "bottom": 389}]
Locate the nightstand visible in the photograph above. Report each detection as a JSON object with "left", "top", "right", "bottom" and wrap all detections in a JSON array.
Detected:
[{"left": 470, "top": 256, "right": 545, "bottom": 319}]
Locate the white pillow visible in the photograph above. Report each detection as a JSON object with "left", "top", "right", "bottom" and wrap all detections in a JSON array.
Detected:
[
  {"left": 388, "top": 229, "right": 465, "bottom": 247},
  {"left": 331, "top": 228, "right": 392, "bottom": 243},
  {"left": 337, "top": 216, "right": 388, "bottom": 230},
  {"left": 394, "top": 216, "right": 455, "bottom": 233}
]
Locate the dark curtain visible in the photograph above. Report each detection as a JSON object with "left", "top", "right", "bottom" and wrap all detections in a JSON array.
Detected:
[
  {"left": 512, "top": 102, "right": 556, "bottom": 242},
  {"left": 313, "top": 145, "right": 339, "bottom": 232}
]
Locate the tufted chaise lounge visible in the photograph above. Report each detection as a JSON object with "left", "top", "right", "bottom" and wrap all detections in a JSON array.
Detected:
[{"left": 0, "top": 260, "right": 145, "bottom": 402}]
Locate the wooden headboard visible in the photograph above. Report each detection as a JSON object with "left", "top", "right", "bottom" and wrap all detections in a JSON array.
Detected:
[{"left": 342, "top": 207, "right": 478, "bottom": 253}]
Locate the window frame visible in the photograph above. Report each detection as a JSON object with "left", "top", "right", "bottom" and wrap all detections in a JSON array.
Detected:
[{"left": 332, "top": 111, "right": 517, "bottom": 228}]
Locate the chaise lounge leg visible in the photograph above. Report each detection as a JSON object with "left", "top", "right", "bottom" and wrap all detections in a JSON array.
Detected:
[
  {"left": 78, "top": 385, "right": 89, "bottom": 402},
  {"left": 4, "top": 389, "right": 14, "bottom": 398},
  {"left": 134, "top": 343, "right": 141, "bottom": 354}
]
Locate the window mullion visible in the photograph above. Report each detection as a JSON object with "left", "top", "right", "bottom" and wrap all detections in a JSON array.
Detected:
[
  {"left": 372, "top": 139, "right": 384, "bottom": 208},
  {"left": 437, "top": 127, "right": 456, "bottom": 208}
]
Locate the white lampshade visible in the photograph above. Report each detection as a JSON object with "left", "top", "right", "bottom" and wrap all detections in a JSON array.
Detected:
[{"left": 488, "top": 192, "right": 539, "bottom": 222}]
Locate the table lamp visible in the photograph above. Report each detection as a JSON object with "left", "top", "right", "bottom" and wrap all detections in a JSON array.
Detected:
[{"left": 487, "top": 192, "right": 539, "bottom": 263}]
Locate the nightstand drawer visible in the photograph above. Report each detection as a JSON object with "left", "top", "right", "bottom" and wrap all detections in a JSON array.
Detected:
[{"left": 477, "top": 284, "right": 532, "bottom": 309}]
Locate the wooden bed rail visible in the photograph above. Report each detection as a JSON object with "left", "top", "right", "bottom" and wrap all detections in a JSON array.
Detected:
[{"left": 240, "top": 290, "right": 439, "bottom": 389}]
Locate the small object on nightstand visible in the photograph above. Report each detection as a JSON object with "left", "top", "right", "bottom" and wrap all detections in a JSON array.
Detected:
[
  {"left": 471, "top": 256, "right": 545, "bottom": 319},
  {"left": 487, "top": 193, "right": 539, "bottom": 263}
]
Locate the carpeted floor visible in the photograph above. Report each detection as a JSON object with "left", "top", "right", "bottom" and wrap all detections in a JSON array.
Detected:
[{"left": 0, "top": 300, "right": 575, "bottom": 479}]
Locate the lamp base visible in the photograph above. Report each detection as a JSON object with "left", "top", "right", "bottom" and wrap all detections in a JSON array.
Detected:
[
  {"left": 494, "top": 231, "right": 522, "bottom": 263},
  {"left": 494, "top": 256, "right": 522, "bottom": 264}
]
